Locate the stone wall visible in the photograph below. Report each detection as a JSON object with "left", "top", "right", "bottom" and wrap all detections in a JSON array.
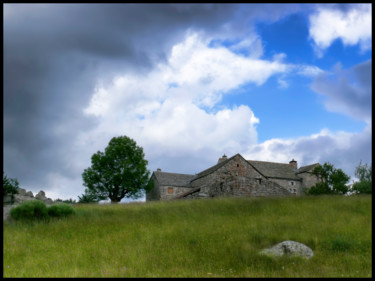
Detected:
[
  {"left": 191, "top": 154, "right": 266, "bottom": 194},
  {"left": 146, "top": 174, "right": 161, "bottom": 201},
  {"left": 229, "top": 176, "right": 292, "bottom": 197},
  {"left": 298, "top": 172, "right": 320, "bottom": 190},
  {"left": 186, "top": 155, "right": 291, "bottom": 199},
  {"left": 159, "top": 186, "right": 192, "bottom": 200},
  {"left": 268, "top": 178, "right": 302, "bottom": 195}
]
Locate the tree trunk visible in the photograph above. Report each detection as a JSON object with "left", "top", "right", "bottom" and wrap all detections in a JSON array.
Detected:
[{"left": 110, "top": 197, "right": 121, "bottom": 204}]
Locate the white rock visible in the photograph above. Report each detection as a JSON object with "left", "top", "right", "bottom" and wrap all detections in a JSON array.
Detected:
[{"left": 259, "top": 240, "right": 314, "bottom": 259}]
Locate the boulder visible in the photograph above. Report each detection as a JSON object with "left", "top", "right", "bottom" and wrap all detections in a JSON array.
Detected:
[
  {"left": 259, "top": 240, "right": 314, "bottom": 259},
  {"left": 18, "top": 188, "right": 27, "bottom": 196},
  {"left": 44, "top": 198, "right": 54, "bottom": 205},
  {"left": 35, "top": 191, "right": 46, "bottom": 200},
  {"left": 25, "top": 191, "right": 34, "bottom": 197}
]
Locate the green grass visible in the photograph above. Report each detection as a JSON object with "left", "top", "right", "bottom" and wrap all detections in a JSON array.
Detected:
[{"left": 3, "top": 195, "right": 372, "bottom": 277}]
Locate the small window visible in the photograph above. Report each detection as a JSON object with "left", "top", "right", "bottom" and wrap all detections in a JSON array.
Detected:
[
  {"left": 168, "top": 187, "right": 173, "bottom": 194},
  {"left": 293, "top": 188, "right": 297, "bottom": 193},
  {"left": 257, "top": 179, "right": 262, "bottom": 184},
  {"left": 237, "top": 164, "right": 239, "bottom": 167},
  {"left": 290, "top": 181, "right": 295, "bottom": 186}
]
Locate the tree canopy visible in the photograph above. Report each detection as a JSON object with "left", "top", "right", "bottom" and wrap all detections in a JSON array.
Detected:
[
  {"left": 352, "top": 161, "right": 372, "bottom": 194},
  {"left": 82, "top": 136, "right": 151, "bottom": 203},
  {"left": 3, "top": 173, "right": 19, "bottom": 204},
  {"left": 307, "top": 162, "right": 350, "bottom": 195}
]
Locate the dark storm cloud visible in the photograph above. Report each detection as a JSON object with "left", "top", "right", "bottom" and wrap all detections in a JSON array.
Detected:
[
  {"left": 311, "top": 60, "right": 372, "bottom": 122},
  {"left": 4, "top": 4, "right": 306, "bottom": 194}
]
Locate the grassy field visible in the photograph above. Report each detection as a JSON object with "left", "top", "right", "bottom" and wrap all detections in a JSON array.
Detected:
[{"left": 3, "top": 195, "right": 372, "bottom": 277}]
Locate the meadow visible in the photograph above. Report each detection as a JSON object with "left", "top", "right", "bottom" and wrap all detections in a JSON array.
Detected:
[{"left": 3, "top": 195, "right": 372, "bottom": 277}]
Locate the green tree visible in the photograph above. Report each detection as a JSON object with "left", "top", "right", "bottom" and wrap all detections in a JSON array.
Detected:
[
  {"left": 78, "top": 188, "right": 102, "bottom": 203},
  {"left": 352, "top": 161, "right": 372, "bottom": 194},
  {"left": 3, "top": 173, "right": 19, "bottom": 204},
  {"left": 82, "top": 136, "right": 151, "bottom": 203},
  {"left": 307, "top": 162, "right": 350, "bottom": 195}
]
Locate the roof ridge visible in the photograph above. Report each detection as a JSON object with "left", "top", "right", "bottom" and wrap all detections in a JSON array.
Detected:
[
  {"left": 154, "top": 171, "right": 194, "bottom": 176},
  {"left": 193, "top": 153, "right": 240, "bottom": 181},
  {"left": 248, "top": 160, "right": 291, "bottom": 166}
]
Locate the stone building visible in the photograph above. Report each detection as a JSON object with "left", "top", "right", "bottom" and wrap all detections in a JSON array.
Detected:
[{"left": 146, "top": 153, "right": 320, "bottom": 201}]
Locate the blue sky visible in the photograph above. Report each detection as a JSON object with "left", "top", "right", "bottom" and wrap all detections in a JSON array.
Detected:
[{"left": 4, "top": 4, "right": 372, "bottom": 201}]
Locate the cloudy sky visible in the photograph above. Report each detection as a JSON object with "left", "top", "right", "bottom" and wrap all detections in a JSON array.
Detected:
[{"left": 4, "top": 4, "right": 372, "bottom": 201}]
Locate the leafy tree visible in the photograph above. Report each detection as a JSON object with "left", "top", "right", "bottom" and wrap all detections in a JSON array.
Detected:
[
  {"left": 82, "top": 136, "right": 151, "bottom": 203},
  {"left": 307, "top": 162, "right": 350, "bottom": 195},
  {"left": 3, "top": 172, "right": 19, "bottom": 204},
  {"left": 78, "top": 188, "right": 102, "bottom": 203},
  {"left": 352, "top": 161, "right": 372, "bottom": 194}
]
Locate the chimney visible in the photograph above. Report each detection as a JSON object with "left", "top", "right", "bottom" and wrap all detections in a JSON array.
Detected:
[
  {"left": 156, "top": 168, "right": 162, "bottom": 172},
  {"left": 217, "top": 154, "right": 228, "bottom": 164},
  {"left": 289, "top": 159, "right": 297, "bottom": 170}
]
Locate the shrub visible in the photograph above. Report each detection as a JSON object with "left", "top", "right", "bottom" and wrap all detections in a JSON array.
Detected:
[
  {"left": 3, "top": 173, "right": 19, "bottom": 204},
  {"left": 352, "top": 181, "right": 372, "bottom": 194},
  {"left": 10, "top": 200, "right": 49, "bottom": 221},
  {"left": 48, "top": 204, "right": 75, "bottom": 218},
  {"left": 306, "top": 182, "right": 333, "bottom": 195}
]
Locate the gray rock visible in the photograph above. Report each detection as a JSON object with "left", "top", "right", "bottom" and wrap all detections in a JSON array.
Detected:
[
  {"left": 25, "top": 191, "right": 34, "bottom": 197},
  {"left": 18, "top": 188, "right": 27, "bottom": 196},
  {"left": 35, "top": 191, "right": 46, "bottom": 200},
  {"left": 259, "top": 240, "right": 314, "bottom": 259},
  {"left": 44, "top": 198, "right": 54, "bottom": 205},
  {"left": 3, "top": 189, "right": 55, "bottom": 221},
  {"left": 3, "top": 205, "right": 16, "bottom": 221},
  {"left": 3, "top": 195, "right": 12, "bottom": 204}
]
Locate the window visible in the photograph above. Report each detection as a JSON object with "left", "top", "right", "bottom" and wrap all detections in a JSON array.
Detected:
[
  {"left": 290, "top": 181, "right": 295, "bottom": 186},
  {"left": 168, "top": 187, "right": 173, "bottom": 194},
  {"left": 257, "top": 179, "right": 262, "bottom": 184}
]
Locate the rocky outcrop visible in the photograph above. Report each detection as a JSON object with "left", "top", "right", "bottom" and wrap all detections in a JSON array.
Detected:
[
  {"left": 3, "top": 188, "right": 55, "bottom": 221},
  {"left": 259, "top": 241, "right": 314, "bottom": 259}
]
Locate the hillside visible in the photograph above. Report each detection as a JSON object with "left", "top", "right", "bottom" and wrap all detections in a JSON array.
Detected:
[{"left": 3, "top": 195, "right": 372, "bottom": 277}]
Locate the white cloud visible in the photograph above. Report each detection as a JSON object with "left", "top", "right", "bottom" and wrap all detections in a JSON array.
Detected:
[
  {"left": 67, "top": 31, "right": 296, "bottom": 186},
  {"left": 228, "top": 36, "right": 264, "bottom": 59},
  {"left": 296, "top": 65, "right": 325, "bottom": 77},
  {"left": 80, "top": 32, "right": 288, "bottom": 174},
  {"left": 244, "top": 124, "right": 372, "bottom": 180},
  {"left": 309, "top": 4, "right": 372, "bottom": 56}
]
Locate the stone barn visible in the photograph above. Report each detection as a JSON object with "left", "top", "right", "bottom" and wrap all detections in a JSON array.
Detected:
[{"left": 146, "top": 153, "right": 320, "bottom": 201}]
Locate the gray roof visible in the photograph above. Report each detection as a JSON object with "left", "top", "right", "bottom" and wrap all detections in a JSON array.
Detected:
[
  {"left": 296, "top": 163, "right": 320, "bottom": 174},
  {"left": 248, "top": 160, "right": 301, "bottom": 180},
  {"left": 192, "top": 154, "right": 238, "bottom": 181},
  {"left": 153, "top": 171, "right": 195, "bottom": 187},
  {"left": 153, "top": 154, "right": 319, "bottom": 187},
  {"left": 173, "top": 187, "right": 201, "bottom": 199}
]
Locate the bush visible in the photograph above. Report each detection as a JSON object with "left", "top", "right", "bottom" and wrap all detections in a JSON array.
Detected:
[
  {"left": 352, "top": 181, "right": 372, "bottom": 194},
  {"left": 48, "top": 204, "right": 75, "bottom": 218},
  {"left": 3, "top": 173, "right": 19, "bottom": 204},
  {"left": 306, "top": 182, "right": 333, "bottom": 195},
  {"left": 10, "top": 200, "right": 49, "bottom": 221}
]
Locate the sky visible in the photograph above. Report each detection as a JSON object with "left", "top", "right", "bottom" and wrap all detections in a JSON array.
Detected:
[{"left": 3, "top": 3, "right": 372, "bottom": 202}]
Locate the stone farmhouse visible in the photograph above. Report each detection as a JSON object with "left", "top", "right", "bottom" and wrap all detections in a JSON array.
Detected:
[{"left": 146, "top": 153, "right": 320, "bottom": 201}]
